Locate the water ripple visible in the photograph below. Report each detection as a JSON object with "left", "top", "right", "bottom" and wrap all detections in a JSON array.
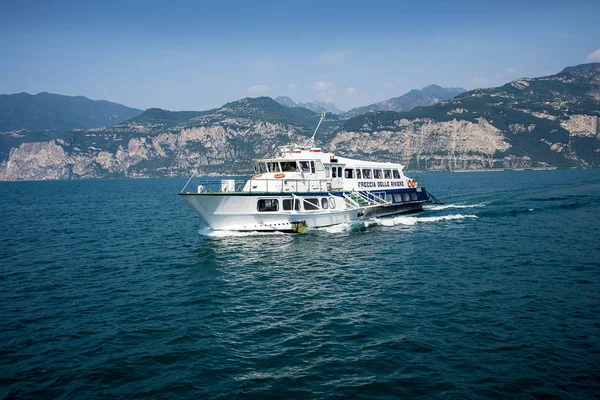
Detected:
[{"left": 1, "top": 171, "right": 600, "bottom": 398}]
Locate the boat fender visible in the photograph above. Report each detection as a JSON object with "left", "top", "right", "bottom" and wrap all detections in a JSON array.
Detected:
[
  {"left": 274, "top": 173, "right": 285, "bottom": 179},
  {"left": 252, "top": 174, "right": 263, "bottom": 179},
  {"left": 357, "top": 209, "right": 366, "bottom": 217}
]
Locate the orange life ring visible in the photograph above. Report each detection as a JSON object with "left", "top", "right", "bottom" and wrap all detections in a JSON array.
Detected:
[
  {"left": 274, "top": 173, "right": 285, "bottom": 179},
  {"left": 407, "top": 179, "right": 415, "bottom": 188},
  {"left": 252, "top": 174, "right": 263, "bottom": 179}
]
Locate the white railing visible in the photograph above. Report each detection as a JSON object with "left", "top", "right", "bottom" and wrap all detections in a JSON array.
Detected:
[{"left": 180, "top": 177, "right": 334, "bottom": 194}]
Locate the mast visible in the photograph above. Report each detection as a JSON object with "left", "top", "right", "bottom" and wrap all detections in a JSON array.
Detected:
[{"left": 304, "top": 110, "right": 326, "bottom": 148}]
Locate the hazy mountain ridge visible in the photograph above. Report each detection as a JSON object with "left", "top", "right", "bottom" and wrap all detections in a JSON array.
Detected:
[
  {"left": 0, "top": 92, "right": 143, "bottom": 132},
  {"left": 344, "top": 85, "right": 466, "bottom": 118},
  {"left": 274, "top": 96, "right": 345, "bottom": 115},
  {"left": 0, "top": 97, "right": 343, "bottom": 179},
  {"left": 333, "top": 63, "right": 600, "bottom": 170},
  {"left": 1, "top": 64, "right": 599, "bottom": 180}
]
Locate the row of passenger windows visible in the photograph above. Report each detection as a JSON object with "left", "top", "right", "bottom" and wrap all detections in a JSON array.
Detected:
[
  {"left": 257, "top": 197, "right": 336, "bottom": 212},
  {"left": 257, "top": 192, "right": 419, "bottom": 212},
  {"left": 256, "top": 161, "right": 323, "bottom": 174},
  {"left": 254, "top": 160, "right": 403, "bottom": 181},
  {"left": 331, "top": 167, "right": 401, "bottom": 179},
  {"left": 349, "top": 168, "right": 401, "bottom": 179}
]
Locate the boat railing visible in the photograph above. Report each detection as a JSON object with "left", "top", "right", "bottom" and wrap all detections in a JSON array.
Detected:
[
  {"left": 180, "top": 177, "right": 333, "bottom": 194},
  {"left": 342, "top": 193, "right": 361, "bottom": 209},
  {"left": 358, "top": 190, "right": 392, "bottom": 206}
]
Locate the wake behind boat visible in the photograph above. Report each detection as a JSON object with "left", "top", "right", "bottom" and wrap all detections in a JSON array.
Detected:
[{"left": 179, "top": 112, "right": 438, "bottom": 232}]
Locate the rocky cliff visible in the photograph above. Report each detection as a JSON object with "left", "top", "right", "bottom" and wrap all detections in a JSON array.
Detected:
[
  {"left": 1, "top": 63, "right": 599, "bottom": 180},
  {"left": 330, "top": 63, "right": 600, "bottom": 170},
  {"left": 0, "top": 98, "right": 334, "bottom": 180}
]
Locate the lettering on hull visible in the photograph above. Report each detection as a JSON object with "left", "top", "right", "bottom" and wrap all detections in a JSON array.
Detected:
[{"left": 357, "top": 181, "right": 404, "bottom": 188}]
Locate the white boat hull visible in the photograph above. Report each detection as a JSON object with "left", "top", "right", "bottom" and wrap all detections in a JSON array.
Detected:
[{"left": 180, "top": 192, "right": 425, "bottom": 232}]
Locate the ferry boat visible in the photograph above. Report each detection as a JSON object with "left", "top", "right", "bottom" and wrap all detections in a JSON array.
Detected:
[{"left": 179, "top": 113, "right": 435, "bottom": 232}]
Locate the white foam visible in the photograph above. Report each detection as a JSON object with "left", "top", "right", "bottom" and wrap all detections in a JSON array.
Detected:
[
  {"left": 369, "top": 213, "right": 478, "bottom": 227},
  {"left": 198, "top": 228, "right": 287, "bottom": 237},
  {"left": 317, "top": 223, "right": 353, "bottom": 233},
  {"left": 425, "top": 202, "right": 487, "bottom": 211},
  {"left": 316, "top": 213, "right": 478, "bottom": 232}
]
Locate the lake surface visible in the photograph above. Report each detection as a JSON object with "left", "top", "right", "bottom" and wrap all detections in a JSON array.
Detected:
[{"left": 1, "top": 170, "right": 599, "bottom": 398}]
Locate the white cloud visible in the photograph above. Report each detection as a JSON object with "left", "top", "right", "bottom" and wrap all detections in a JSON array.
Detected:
[
  {"left": 289, "top": 83, "right": 298, "bottom": 89},
  {"left": 587, "top": 49, "right": 600, "bottom": 62},
  {"left": 384, "top": 82, "right": 394, "bottom": 89},
  {"left": 245, "top": 85, "right": 271, "bottom": 94},
  {"left": 313, "top": 81, "right": 335, "bottom": 102},
  {"left": 506, "top": 67, "right": 517, "bottom": 73},
  {"left": 345, "top": 87, "right": 357, "bottom": 97},
  {"left": 314, "top": 81, "right": 335, "bottom": 93},
  {"left": 319, "top": 51, "right": 346, "bottom": 65}
]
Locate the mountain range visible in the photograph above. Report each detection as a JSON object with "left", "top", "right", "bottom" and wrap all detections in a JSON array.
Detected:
[
  {"left": 343, "top": 84, "right": 466, "bottom": 117},
  {"left": 274, "top": 97, "right": 346, "bottom": 114},
  {"left": 0, "top": 63, "right": 599, "bottom": 180},
  {"left": 0, "top": 92, "right": 143, "bottom": 133}
]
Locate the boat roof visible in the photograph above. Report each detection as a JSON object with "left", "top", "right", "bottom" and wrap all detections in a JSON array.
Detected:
[{"left": 256, "top": 148, "right": 404, "bottom": 169}]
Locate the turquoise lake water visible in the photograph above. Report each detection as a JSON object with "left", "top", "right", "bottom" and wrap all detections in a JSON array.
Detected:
[{"left": 1, "top": 170, "right": 599, "bottom": 398}]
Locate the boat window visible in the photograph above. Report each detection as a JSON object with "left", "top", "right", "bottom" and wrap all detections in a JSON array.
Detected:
[
  {"left": 384, "top": 169, "right": 392, "bottom": 179},
  {"left": 393, "top": 193, "right": 403, "bottom": 203},
  {"left": 362, "top": 169, "right": 372, "bottom": 179},
  {"left": 410, "top": 192, "right": 418, "bottom": 201},
  {"left": 356, "top": 169, "right": 362, "bottom": 179},
  {"left": 393, "top": 169, "right": 401, "bottom": 179},
  {"left": 299, "top": 161, "right": 310, "bottom": 172},
  {"left": 257, "top": 163, "right": 268, "bottom": 174},
  {"left": 332, "top": 168, "right": 337, "bottom": 178},
  {"left": 282, "top": 199, "right": 300, "bottom": 210},
  {"left": 257, "top": 199, "right": 279, "bottom": 212},
  {"left": 345, "top": 169, "right": 354, "bottom": 179},
  {"left": 281, "top": 161, "right": 297, "bottom": 172},
  {"left": 373, "top": 169, "right": 383, "bottom": 179},
  {"left": 403, "top": 193, "right": 410, "bottom": 202},
  {"left": 325, "top": 166, "right": 331, "bottom": 178},
  {"left": 329, "top": 197, "right": 336, "bottom": 208},
  {"left": 315, "top": 161, "right": 324, "bottom": 171},
  {"left": 267, "top": 162, "right": 280, "bottom": 173},
  {"left": 337, "top": 167, "right": 343, "bottom": 178},
  {"left": 321, "top": 198, "right": 328, "bottom": 209},
  {"left": 310, "top": 161, "right": 316, "bottom": 174},
  {"left": 303, "top": 198, "right": 319, "bottom": 211}
]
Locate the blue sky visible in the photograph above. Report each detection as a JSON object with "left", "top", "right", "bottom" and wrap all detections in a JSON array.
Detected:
[{"left": 1, "top": 0, "right": 599, "bottom": 112}]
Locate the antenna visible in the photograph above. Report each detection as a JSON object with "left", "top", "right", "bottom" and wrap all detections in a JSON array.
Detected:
[{"left": 304, "top": 110, "right": 326, "bottom": 148}]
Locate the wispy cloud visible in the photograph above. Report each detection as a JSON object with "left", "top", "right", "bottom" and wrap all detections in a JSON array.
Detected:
[
  {"left": 319, "top": 51, "right": 346, "bottom": 65},
  {"left": 345, "top": 87, "right": 357, "bottom": 97},
  {"left": 289, "top": 83, "right": 298, "bottom": 89},
  {"left": 313, "top": 81, "right": 335, "bottom": 102},
  {"left": 505, "top": 67, "right": 516, "bottom": 73},
  {"left": 384, "top": 82, "right": 394, "bottom": 89},
  {"left": 245, "top": 85, "right": 271, "bottom": 95},
  {"left": 587, "top": 49, "right": 600, "bottom": 62}
]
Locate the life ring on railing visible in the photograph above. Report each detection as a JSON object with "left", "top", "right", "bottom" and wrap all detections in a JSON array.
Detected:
[
  {"left": 252, "top": 174, "right": 263, "bottom": 179},
  {"left": 274, "top": 173, "right": 285, "bottom": 179},
  {"left": 407, "top": 179, "right": 415, "bottom": 188}
]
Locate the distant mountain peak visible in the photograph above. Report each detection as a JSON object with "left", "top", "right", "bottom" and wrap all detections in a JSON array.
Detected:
[
  {"left": 275, "top": 96, "right": 345, "bottom": 114},
  {"left": 344, "top": 85, "right": 466, "bottom": 117},
  {"left": 274, "top": 96, "right": 298, "bottom": 107}
]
